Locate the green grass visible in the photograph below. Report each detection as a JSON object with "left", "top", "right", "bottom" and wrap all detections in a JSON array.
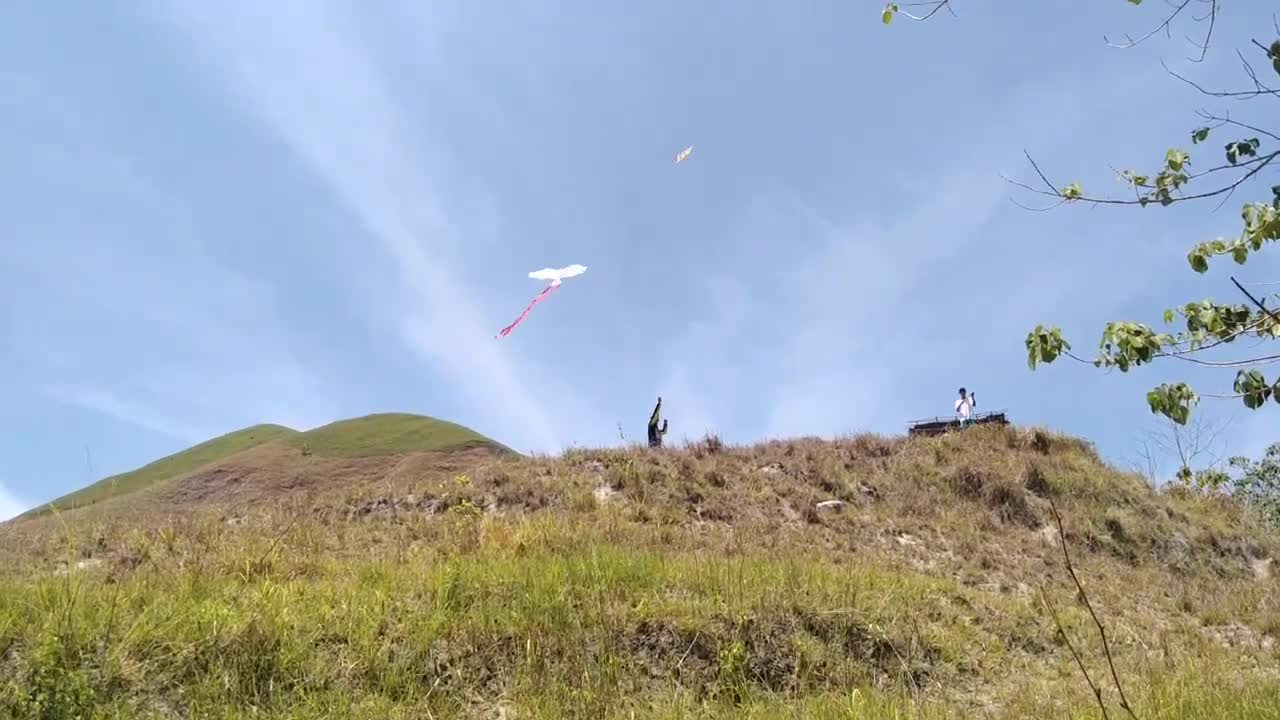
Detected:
[
  {"left": 4, "top": 425, "right": 1278, "bottom": 718},
  {"left": 19, "top": 424, "right": 297, "bottom": 519},
  {"left": 1, "top": 513, "right": 1276, "bottom": 719},
  {"left": 288, "top": 412, "right": 513, "bottom": 458},
  {"left": 18, "top": 414, "right": 511, "bottom": 520}
]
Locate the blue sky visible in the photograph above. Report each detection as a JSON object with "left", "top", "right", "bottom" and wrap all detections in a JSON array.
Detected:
[{"left": 3, "top": 1, "right": 1278, "bottom": 519}]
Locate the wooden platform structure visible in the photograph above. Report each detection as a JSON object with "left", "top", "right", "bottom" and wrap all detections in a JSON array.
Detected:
[{"left": 906, "top": 409, "right": 1009, "bottom": 437}]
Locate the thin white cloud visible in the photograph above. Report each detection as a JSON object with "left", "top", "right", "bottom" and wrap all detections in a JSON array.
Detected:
[
  {"left": 0, "top": 479, "right": 28, "bottom": 517},
  {"left": 3, "top": 58, "right": 338, "bottom": 447},
  {"left": 40, "top": 383, "right": 210, "bottom": 444},
  {"left": 10, "top": 198, "right": 337, "bottom": 444},
  {"left": 0, "top": 484, "right": 26, "bottom": 522},
  {"left": 148, "top": 0, "right": 564, "bottom": 451}
]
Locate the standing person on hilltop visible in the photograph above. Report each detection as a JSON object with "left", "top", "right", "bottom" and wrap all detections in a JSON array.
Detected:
[
  {"left": 955, "top": 387, "right": 976, "bottom": 426},
  {"left": 648, "top": 396, "right": 669, "bottom": 448}
]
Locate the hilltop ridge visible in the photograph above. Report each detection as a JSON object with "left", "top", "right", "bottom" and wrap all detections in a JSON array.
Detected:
[{"left": 18, "top": 412, "right": 511, "bottom": 520}]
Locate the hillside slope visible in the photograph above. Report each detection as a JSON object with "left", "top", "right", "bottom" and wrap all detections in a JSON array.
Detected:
[
  {"left": 1, "top": 425, "right": 1277, "bottom": 719},
  {"left": 19, "top": 413, "right": 511, "bottom": 520},
  {"left": 18, "top": 423, "right": 296, "bottom": 519}
]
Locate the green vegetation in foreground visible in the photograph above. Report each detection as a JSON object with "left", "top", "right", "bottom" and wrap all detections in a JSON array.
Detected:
[
  {"left": 19, "top": 424, "right": 296, "bottom": 519},
  {"left": 19, "top": 413, "right": 510, "bottom": 520},
  {"left": 288, "top": 412, "right": 514, "bottom": 458},
  {"left": 1, "top": 515, "right": 1276, "bottom": 719}
]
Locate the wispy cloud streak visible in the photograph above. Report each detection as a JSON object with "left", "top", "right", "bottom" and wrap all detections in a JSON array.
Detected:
[{"left": 149, "top": 0, "right": 564, "bottom": 450}]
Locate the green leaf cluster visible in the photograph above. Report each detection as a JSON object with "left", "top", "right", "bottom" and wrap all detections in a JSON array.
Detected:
[{"left": 1187, "top": 202, "right": 1280, "bottom": 272}]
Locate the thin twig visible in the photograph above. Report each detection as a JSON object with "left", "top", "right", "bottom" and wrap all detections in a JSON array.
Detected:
[
  {"left": 1185, "top": 0, "right": 1218, "bottom": 63},
  {"left": 894, "top": 1, "right": 954, "bottom": 22},
  {"left": 1104, "top": 0, "right": 1190, "bottom": 50},
  {"left": 1236, "top": 49, "right": 1279, "bottom": 97},
  {"left": 1196, "top": 391, "right": 1248, "bottom": 399},
  {"left": 1042, "top": 586, "right": 1111, "bottom": 720},
  {"left": 1103, "top": 0, "right": 1218, "bottom": 63},
  {"left": 1169, "top": 353, "right": 1280, "bottom": 368},
  {"left": 1166, "top": 61, "right": 1279, "bottom": 99},
  {"left": 1231, "top": 276, "right": 1280, "bottom": 326},
  {"left": 1196, "top": 110, "right": 1280, "bottom": 143},
  {"left": 1014, "top": 149, "right": 1279, "bottom": 207},
  {"left": 1048, "top": 497, "right": 1140, "bottom": 720}
]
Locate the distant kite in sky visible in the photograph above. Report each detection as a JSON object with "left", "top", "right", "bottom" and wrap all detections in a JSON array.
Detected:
[
  {"left": 496, "top": 264, "right": 588, "bottom": 339},
  {"left": 675, "top": 145, "right": 693, "bottom": 164}
]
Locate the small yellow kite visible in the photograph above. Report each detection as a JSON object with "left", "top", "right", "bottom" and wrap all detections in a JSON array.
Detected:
[{"left": 674, "top": 145, "right": 693, "bottom": 164}]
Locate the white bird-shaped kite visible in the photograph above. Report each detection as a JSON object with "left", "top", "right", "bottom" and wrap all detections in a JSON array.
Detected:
[
  {"left": 527, "top": 264, "right": 587, "bottom": 286},
  {"left": 675, "top": 145, "right": 693, "bottom": 164},
  {"left": 496, "top": 264, "right": 588, "bottom": 338}
]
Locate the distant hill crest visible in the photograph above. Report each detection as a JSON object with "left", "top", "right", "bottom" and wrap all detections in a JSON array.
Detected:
[{"left": 18, "top": 412, "right": 511, "bottom": 519}]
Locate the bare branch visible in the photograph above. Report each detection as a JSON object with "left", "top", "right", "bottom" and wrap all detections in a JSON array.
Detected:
[
  {"left": 1232, "top": 276, "right": 1280, "bottom": 326},
  {"left": 1042, "top": 587, "right": 1112, "bottom": 720},
  {"left": 893, "top": 1, "right": 954, "bottom": 22},
  {"left": 1048, "top": 498, "right": 1140, "bottom": 720},
  {"left": 1197, "top": 391, "right": 1248, "bottom": 400},
  {"left": 1131, "top": 396, "right": 1235, "bottom": 483},
  {"left": 1236, "top": 49, "right": 1279, "bottom": 97},
  {"left": 1104, "top": 0, "right": 1218, "bottom": 63},
  {"left": 1170, "top": 353, "right": 1280, "bottom": 368},
  {"left": 1183, "top": 0, "right": 1219, "bottom": 62},
  {"left": 1195, "top": 110, "right": 1280, "bottom": 143},
  {"left": 1023, "top": 151, "right": 1061, "bottom": 195},
  {"left": 1165, "top": 59, "right": 1279, "bottom": 100},
  {"left": 1105, "top": 0, "right": 1190, "bottom": 50},
  {"left": 1010, "top": 149, "right": 1279, "bottom": 208}
]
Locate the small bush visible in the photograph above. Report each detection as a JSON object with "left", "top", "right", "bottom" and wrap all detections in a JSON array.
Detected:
[
  {"left": 946, "top": 466, "right": 987, "bottom": 500},
  {"left": 986, "top": 482, "right": 1039, "bottom": 529},
  {"left": 9, "top": 631, "right": 96, "bottom": 720},
  {"left": 1023, "top": 463, "right": 1054, "bottom": 498}
]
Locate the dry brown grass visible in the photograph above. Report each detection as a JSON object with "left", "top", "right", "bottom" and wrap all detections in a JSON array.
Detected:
[{"left": 1, "top": 424, "right": 1277, "bottom": 718}]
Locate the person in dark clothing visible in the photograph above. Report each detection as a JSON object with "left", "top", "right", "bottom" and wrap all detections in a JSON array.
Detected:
[{"left": 647, "top": 396, "right": 669, "bottom": 448}]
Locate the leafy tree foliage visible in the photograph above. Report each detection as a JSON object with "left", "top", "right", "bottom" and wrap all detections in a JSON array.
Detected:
[
  {"left": 885, "top": 0, "right": 1280, "bottom": 428},
  {"left": 1223, "top": 442, "right": 1280, "bottom": 527}
]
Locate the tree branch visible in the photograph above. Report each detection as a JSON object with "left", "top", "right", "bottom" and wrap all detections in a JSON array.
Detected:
[
  {"left": 1165, "top": 59, "right": 1279, "bottom": 100},
  {"left": 1042, "top": 587, "right": 1112, "bottom": 720},
  {"left": 1169, "top": 353, "right": 1280, "bottom": 368},
  {"left": 1232, "top": 276, "right": 1280, "bottom": 326},
  {"left": 1196, "top": 110, "right": 1280, "bottom": 143},
  {"left": 892, "top": 1, "right": 956, "bottom": 22},
  {"left": 1012, "top": 149, "right": 1279, "bottom": 208},
  {"left": 1104, "top": 0, "right": 1219, "bottom": 63},
  {"left": 1048, "top": 497, "right": 1140, "bottom": 720}
]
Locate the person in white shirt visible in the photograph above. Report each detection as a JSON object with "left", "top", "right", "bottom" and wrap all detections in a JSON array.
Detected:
[{"left": 955, "top": 387, "right": 976, "bottom": 425}]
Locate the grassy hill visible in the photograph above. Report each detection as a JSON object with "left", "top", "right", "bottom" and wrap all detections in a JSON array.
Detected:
[
  {"left": 1, "top": 425, "right": 1277, "bottom": 718},
  {"left": 18, "top": 424, "right": 297, "bottom": 519},
  {"left": 286, "top": 412, "right": 514, "bottom": 458},
  {"left": 19, "top": 413, "right": 511, "bottom": 520}
]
